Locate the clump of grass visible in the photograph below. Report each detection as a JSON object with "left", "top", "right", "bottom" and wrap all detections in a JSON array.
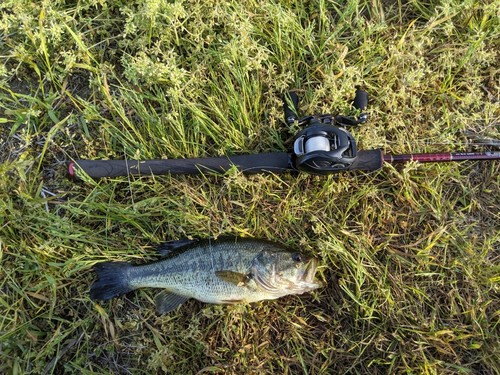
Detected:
[{"left": 1, "top": 0, "right": 499, "bottom": 374}]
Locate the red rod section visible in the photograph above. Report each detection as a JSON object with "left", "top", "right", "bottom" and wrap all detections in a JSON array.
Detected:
[{"left": 384, "top": 151, "right": 500, "bottom": 164}]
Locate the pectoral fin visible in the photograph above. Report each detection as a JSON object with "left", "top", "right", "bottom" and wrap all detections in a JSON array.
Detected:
[
  {"left": 155, "top": 290, "right": 189, "bottom": 314},
  {"left": 220, "top": 299, "right": 244, "bottom": 304},
  {"left": 215, "top": 271, "right": 251, "bottom": 287}
]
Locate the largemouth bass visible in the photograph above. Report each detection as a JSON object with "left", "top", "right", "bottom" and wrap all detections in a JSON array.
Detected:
[{"left": 90, "top": 237, "right": 322, "bottom": 313}]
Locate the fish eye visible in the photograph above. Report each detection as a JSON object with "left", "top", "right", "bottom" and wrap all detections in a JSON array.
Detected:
[{"left": 292, "top": 253, "right": 302, "bottom": 262}]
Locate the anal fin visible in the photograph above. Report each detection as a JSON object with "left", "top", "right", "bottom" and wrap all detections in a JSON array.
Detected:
[{"left": 155, "top": 290, "right": 189, "bottom": 314}]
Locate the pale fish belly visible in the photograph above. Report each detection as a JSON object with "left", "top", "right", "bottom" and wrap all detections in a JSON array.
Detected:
[
  {"left": 89, "top": 237, "right": 321, "bottom": 314},
  {"left": 126, "top": 245, "right": 262, "bottom": 303}
]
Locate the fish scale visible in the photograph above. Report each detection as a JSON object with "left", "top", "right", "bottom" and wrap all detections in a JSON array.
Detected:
[
  {"left": 90, "top": 238, "right": 321, "bottom": 313},
  {"left": 128, "top": 241, "right": 262, "bottom": 302}
]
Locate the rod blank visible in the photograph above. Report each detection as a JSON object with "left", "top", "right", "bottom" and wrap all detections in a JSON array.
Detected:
[{"left": 384, "top": 151, "right": 500, "bottom": 164}]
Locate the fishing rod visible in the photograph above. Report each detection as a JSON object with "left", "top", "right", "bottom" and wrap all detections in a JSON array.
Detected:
[{"left": 68, "top": 89, "right": 500, "bottom": 179}]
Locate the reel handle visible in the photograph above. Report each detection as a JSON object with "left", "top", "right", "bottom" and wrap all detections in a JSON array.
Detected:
[{"left": 283, "top": 92, "right": 300, "bottom": 125}]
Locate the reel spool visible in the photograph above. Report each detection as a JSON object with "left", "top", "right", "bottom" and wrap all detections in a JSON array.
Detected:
[{"left": 293, "top": 122, "right": 357, "bottom": 174}]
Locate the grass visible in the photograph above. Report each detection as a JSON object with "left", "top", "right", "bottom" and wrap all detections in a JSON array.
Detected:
[{"left": 1, "top": 0, "right": 499, "bottom": 373}]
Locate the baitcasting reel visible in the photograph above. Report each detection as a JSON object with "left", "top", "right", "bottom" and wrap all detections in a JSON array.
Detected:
[{"left": 284, "top": 89, "right": 368, "bottom": 175}]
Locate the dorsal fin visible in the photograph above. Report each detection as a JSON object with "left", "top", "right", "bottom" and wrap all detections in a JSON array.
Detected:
[{"left": 156, "top": 238, "right": 198, "bottom": 257}]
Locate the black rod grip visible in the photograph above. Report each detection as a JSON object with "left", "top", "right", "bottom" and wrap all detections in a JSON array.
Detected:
[
  {"left": 353, "top": 89, "right": 368, "bottom": 111},
  {"left": 283, "top": 92, "right": 299, "bottom": 125},
  {"left": 69, "top": 153, "right": 293, "bottom": 179}
]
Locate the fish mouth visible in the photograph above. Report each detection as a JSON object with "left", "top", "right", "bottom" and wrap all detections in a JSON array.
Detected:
[{"left": 300, "top": 257, "right": 319, "bottom": 284}]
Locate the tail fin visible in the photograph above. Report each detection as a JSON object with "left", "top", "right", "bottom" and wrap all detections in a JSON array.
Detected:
[{"left": 90, "top": 262, "right": 135, "bottom": 300}]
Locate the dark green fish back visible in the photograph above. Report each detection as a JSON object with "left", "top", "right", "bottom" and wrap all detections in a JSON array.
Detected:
[{"left": 126, "top": 238, "right": 288, "bottom": 301}]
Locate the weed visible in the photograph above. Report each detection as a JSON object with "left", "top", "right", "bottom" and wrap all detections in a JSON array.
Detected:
[{"left": 0, "top": 0, "right": 499, "bottom": 374}]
